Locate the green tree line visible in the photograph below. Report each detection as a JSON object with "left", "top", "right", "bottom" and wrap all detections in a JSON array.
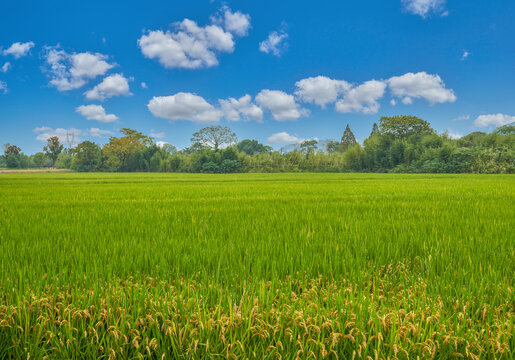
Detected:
[{"left": 2, "top": 116, "right": 514, "bottom": 173}]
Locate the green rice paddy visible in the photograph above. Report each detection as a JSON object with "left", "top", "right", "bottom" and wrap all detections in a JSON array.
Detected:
[{"left": 0, "top": 173, "right": 513, "bottom": 359}]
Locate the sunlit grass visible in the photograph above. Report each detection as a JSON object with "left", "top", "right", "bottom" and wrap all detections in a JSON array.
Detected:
[{"left": 0, "top": 173, "right": 513, "bottom": 359}]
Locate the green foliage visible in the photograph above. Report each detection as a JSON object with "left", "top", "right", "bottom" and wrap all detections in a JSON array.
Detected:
[
  {"left": 43, "top": 136, "right": 64, "bottom": 167},
  {"left": 55, "top": 151, "right": 72, "bottom": 169},
  {"left": 340, "top": 124, "right": 357, "bottom": 151},
  {"left": 71, "top": 141, "right": 102, "bottom": 172},
  {"left": 379, "top": 115, "right": 434, "bottom": 138},
  {"left": 0, "top": 173, "right": 513, "bottom": 359},
  {"left": 237, "top": 139, "right": 272, "bottom": 155},
  {"left": 191, "top": 126, "right": 237, "bottom": 150}
]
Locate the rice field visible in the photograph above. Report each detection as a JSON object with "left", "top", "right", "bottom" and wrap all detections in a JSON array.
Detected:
[{"left": 0, "top": 173, "right": 513, "bottom": 359}]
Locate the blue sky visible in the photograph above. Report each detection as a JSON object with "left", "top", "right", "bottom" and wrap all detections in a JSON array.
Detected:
[{"left": 1, "top": 0, "right": 515, "bottom": 153}]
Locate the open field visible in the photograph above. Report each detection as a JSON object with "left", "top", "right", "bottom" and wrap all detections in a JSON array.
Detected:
[{"left": 0, "top": 173, "right": 513, "bottom": 359}]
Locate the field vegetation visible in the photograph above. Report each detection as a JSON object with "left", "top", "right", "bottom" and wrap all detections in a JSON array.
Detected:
[
  {"left": 0, "top": 173, "right": 513, "bottom": 359},
  {"left": 2, "top": 116, "right": 514, "bottom": 174}
]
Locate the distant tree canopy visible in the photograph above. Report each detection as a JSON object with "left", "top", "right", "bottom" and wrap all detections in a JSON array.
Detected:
[
  {"left": 237, "top": 139, "right": 272, "bottom": 155},
  {"left": 379, "top": 115, "right": 434, "bottom": 138},
  {"left": 2, "top": 116, "right": 514, "bottom": 174},
  {"left": 341, "top": 124, "right": 357, "bottom": 151},
  {"left": 43, "top": 136, "right": 63, "bottom": 167},
  {"left": 191, "top": 126, "right": 237, "bottom": 150},
  {"left": 71, "top": 141, "right": 102, "bottom": 172}
]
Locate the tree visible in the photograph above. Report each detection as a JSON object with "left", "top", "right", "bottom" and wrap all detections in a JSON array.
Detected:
[
  {"left": 237, "top": 139, "right": 272, "bottom": 155},
  {"left": 191, "top": 126, "right": 237, "bottom": 150},
  {"left": 326, "top": 140, "right": 340, "bottom": 153},
  {"left": 71, "top": 141, "right": 102, "bottom": 172},
  {"left": 370, "top": 122, "right": 379, "bottom": 137},
  {"left": 4, "top": 143, "right": 21, "bottom": 156},
  {"left": 102, "top": 128, "right": 152, "bottom": 171},
  {"left": 379, "top": 115, "right": 434, "bottom": 139},
  {"left": 43, "top": 136, "right": 64, "bottom": 167},
  {"left": 300, "top": 140, "right": 318, "bottom": 155},
  {"left": 341, "top": 124, "right": 357, "bottom": 151},
  {"left": 32, "top": 152, "right": 47, "bottom": 167},
  {"left": 3, "top": 144, "right": 22, "bottom": 168},
  {"left": 496, "top": 124, "right": 515, "bottom": 135}
]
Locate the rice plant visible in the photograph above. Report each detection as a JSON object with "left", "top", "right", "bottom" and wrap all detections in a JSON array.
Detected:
[{"left": 0, "top": 173, "right": 513, "bottom": 359}]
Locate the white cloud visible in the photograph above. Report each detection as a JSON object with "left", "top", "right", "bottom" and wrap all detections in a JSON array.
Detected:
[
  {"left": 390, "top": 99, "right": 397, "bottom": 106},
  {"left": 156, "top": 141, "right": 169, "bottom": 148},
  {"left": 0, "top": 81, "right": 7, "bottom": 94},
  {"left": 335, "top": 80, "right": 386, "bottom": 114},
  {"left": 2, "top": 41, "right": 35, "bottom": 58},
  {"left": 402, "top": 0, "right": 447, "bottom": 18},
  {"left": 76, "top": 104, "right": 119, "bottom": 123},
  {"left": 387, "top": 72, "right": 456, "bottom": 105},
  {"left": 259, "top": 30, "right": 288, "bottom": 57},
  {"left": 150, "top": 130, "right": 165, "bottom": 138},
  {"left": 256, "top": 90, "right": 308, "bottom": 121},
  {"left": 267, "top": 132, "right": 304, "bottom": 144},
  {"left": 1, "top": 62, "right": 11, "bottom": 73},
  {"left": 33, "top": 127, "right": 83, "bottom": 145},
  {"left": 138, "top": 7, "right": 249, "bottom": 69},
  {"left": 33, "top": 126, "right": 52, "bottom": 133},
  {"left": 85, "top": 73, "right": 132, "bottom": 101},
  {"left": 452, "top": 114, "right": 470, "bottom": 121},
  {"left": 294, "top": 76, "right": 351, "bottom": 108},
  {"left": 89, "top": 128, "right": 114, "bottom": 137},
  {"left": 141, "top": 82, "right": 148, "bottom": 89},
  {"left": 147, "top": 92, "right": 222, "bottom": 123},
  {"left": 33, "top": 126, "right": 112, "bottom": 144},
  {"left": 461, "top": 51, "right": 470, "bottom": 61},
  {"left": 474, "top": 114, "right": 515, "bottom": 127},
  {"left": 217, "top": 6, "right": 251, "bottom": 36},
  {"left": 219, "top": 94, "right": 263, "bottom": 122},
  {"left": 445, "top": 129, "right": 463, "bottom": 139},
  {"left": 42, "top": 47, "right": 114, "bottom": 91}
]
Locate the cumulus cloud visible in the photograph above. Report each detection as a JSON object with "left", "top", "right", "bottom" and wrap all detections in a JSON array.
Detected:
[
  {"left": 335, "top": 80, "right": 386, "bottom": 114},
  {"left": 76, "top": 104, "right": 119, "bottom": 123},
  {"left": 219, "top": 94, "right": 263, "bottom": 122},
  {"left": 89, "top": 128, "right": 114, "bottom": 137},
  {"left": 33, "top": 127, "right": 83, "bottom": 145},
  {"left": 0, "top": 81, "right": 7, "bottom": 94},
  {"left": 148, "top": 92, "right": 222, "bottom": 123},
  {"left": 461, "top": 51, "right": 470, "bottom": 61},
  {"left": 85, "top": 73, "right": 132, "bottom": 101},
  {"left": 141, "top": 82, "right": 148, "bottom": 89},
  {"left": 150, "top": 130, "right": 165, "bottom": 138},
  {"left": 256, "top": 90, "right": 308, "bottom": 121},
  {"left": 452, "top": 114, "right": 470, "bottom": 121},
  {"left": 215, "top": 6, "right": 251, "bottom": 36},
  {"left": 267, "top": 132, "right": 305, "bottom": 144},
  {"left": 294, "top": 76, "right": 351, "bottom": 108},
  {"left": 33, "top": 127, "right": 112, "bottom": 144},
  {"left": 474, "top": 114, "right": 515, "bottom": 127},
  {"left": 1, "top": 62, "right": 11, "bottom": 73},
  {"left": 42, "top": 46, "right": 114, "bottom": 91},
  {"left": 259, "top": 30, "right": 288, "bottom": 57},
  {"left": 2, "top": 41, "right": 35, "bottom": 58},
  {"left": 387, "top": 72, "right": 456, "bottom": 105},
  {"left": 402, "top": 0, "right": 447, "bottom": 18},
  {"left": 138, "top": 7, "right": 249, "bottom": 69},
  {"left": 444, "top": 129, "right": 463, "bottom": 139}
]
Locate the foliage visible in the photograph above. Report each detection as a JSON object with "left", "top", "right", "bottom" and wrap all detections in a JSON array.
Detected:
[
  {"left": 236, "top": 139, "right": 272, "bottom": 155},
  {"left": 71, "top": 141, "right": 102, "bottom": 172},
  {"left": 341, "top": 124, "right": 357, "bottom": 151},
  {"left": 0, "top": 173, "right": 513, "bottom": 359},
  {"left": 43, "top": 136, "right": 64, "bottom": 167},
  {"left": 191, "top": 126, "right": 237, "bottom": 150},
  {"left": 102, "top": 128, "right": 153, "bottom": 171},
  {"left": 379, "top": 115, "right": 434, "bottom": 138}
]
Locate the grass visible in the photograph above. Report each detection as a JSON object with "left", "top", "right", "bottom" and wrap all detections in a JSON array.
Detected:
[{"left": 0, "top": 173, "right": 513, "bottom": 359}]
